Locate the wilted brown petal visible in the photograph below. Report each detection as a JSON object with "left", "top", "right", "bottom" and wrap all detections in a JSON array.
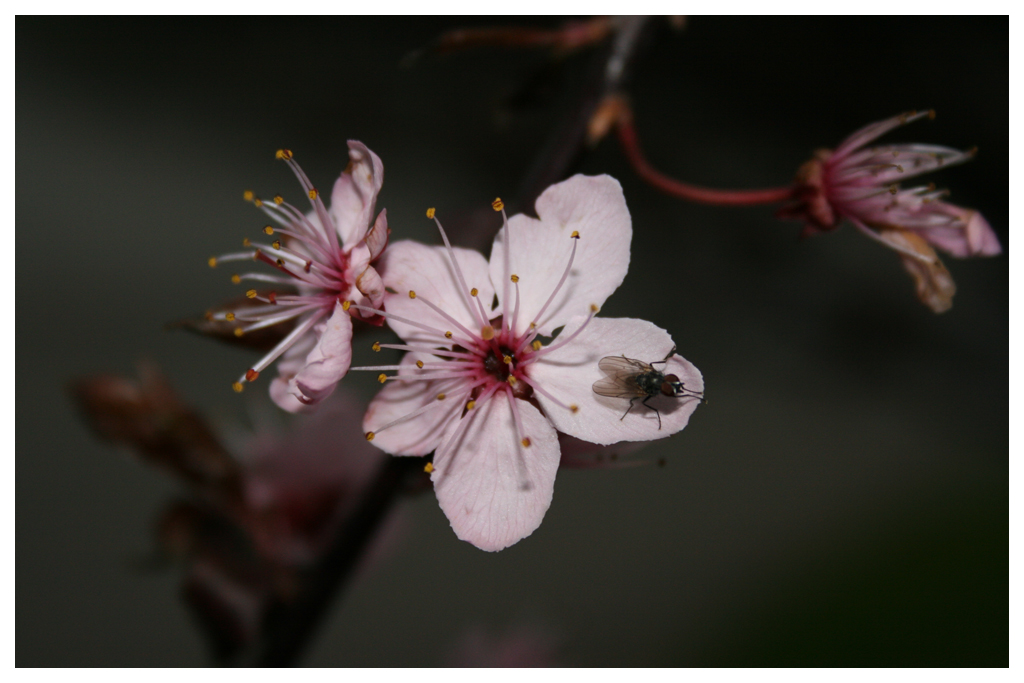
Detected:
[
  {"left": 880, "top": 230, "right": 956, "bottom": 313},
  {"left": 170, "top": 293, "right": 297, "bottom": 352},
  {"left": 71, "top": 364, "right": 243, "bottom": 501}
]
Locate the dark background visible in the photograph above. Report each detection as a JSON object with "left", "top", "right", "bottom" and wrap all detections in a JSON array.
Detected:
[{"left": 17, "top": 17, "right": 1007, "bottom": 666}]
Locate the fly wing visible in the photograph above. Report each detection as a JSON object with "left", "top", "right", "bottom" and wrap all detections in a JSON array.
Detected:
[
  {"left": 598, "top": 355, "right": 651, "bottom": 376},
  {"left": 592, "top": 376, "right": 647, "bottom": 398},
  {"left": 593, "top": 356, "right": 649, "bottom": 398}
]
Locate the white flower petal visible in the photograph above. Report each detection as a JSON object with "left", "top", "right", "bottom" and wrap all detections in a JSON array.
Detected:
[
  {"left": 378, "top": 240, "right": 496, "bottom": 345},
  {"left": 489, "top": 175, "right": 631, "bottom": 336},
  {"left": 529, "top": 316, "right": 703, "bottom": 445},
  {"left": 330, "top": 140, "right": 384, "bottom": 249},
  {"left": 362, "top": 352, "right": 466, "bottom": 456},
  {"left": 291, "top": 302, "right": 353, "bottom": 406},
  {"left": 432, "top": 394, "right": 560, "bottom": 552}
]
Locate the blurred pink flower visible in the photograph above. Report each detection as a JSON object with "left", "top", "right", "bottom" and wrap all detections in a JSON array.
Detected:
[
  {"left": 780, "top": 111, "right": 1001, "bottom": 312},
  {"left": 356, "top": 176, "right": 703, "bottom": 551},
  {"left": 208, "top": 141, "right": 390, "bottom": 409},
  {"left": 447, "top": 623, "right": 563, "bottom": 667}
]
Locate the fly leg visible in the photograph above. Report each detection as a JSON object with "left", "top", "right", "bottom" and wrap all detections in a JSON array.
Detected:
[
  {"left": 651, "top": 345, "right": 677, "bottom": 369},
  {"left": 620, "top": 396, "right": 639, "bottom": 421},
  {"left": 642, "top": 396, "right": 662, "bottom": 430}
]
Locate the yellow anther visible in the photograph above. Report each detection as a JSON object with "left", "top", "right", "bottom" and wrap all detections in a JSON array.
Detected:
[
  {"left": 927, "top": 109, "right": 937, "bottom": 120},
  {"left": 372, "top": 341, "right": 381, "bottom": 352},
  {"left": 529, "top": 322, "right": 537, "bottom": 330},
  {"left": 365, "top": 431, "right": 375, "bottom": 441},
  {"left": 590, "top": 304, "right": 599, "bottom": 313},
  {"left": 253, "top": 198, "right": 263, "bottom": 208},
  {"left": 225, "top": 312, "right": 236, "bottom": 321},
  {"left": 243, "top": 238, "right": 252, "bottom": 247},
  {"left": 424, "top": 462, "right": 434, "bottom": 473},
  {"left": 510, "top": 274, "right": 519, "bottom": 283},
  {"left": 426, "top": 207, "right": 436, "bottom": 219},
  {"left": 232, "top": 382, "right": 244, "bottom": 393},
  {"left": 252, "top": 248, "right": 261, "bottom": 260},
  {"left": 231, "top": 274, "right": 241, "bottom": 284},
  {"left": 263, "top": 226, "right": 274, "bottom": 235},
  {"left": 507, "top": 375, "right": 517, "bottom": 385},
  {"left": 273, "top": 195, "right": 284, "bottom": 205},
  {"left": 466, "top": 400, "right": 476, "bottom": 410},
  {"left": 570, "top": 230, "right": 580, "bottom": 239},
  {"left": 416, "top": 360, "right": 425, "bottom": 368},
  {"left": 481, "top": 325, "right": 495, "bottom": 341},
  {"left": 208, "top": 257, "right": 218, "bottom": 268},
  {"left": 532, "top": 340, "right": 543, "bottom": 351},
  {"left": 491, "top": 197, "right": 504, "bottom": 211},
  {"left": 276, "top": 258, "right": 285, "bottom": 266},
  {"left": 275, "top": 149, "right": 293, "bottom": 160},
  {"left": 521, "top": 437, "right": 532, "bottom": 448},
  {"left": 570, "top": 404, "right": 579, "bottom": 414},
  {"left": 470, "top": 288, "right": 479, "bottom": 297},
  {"left": 309, "top": 188, "right": 318, "bottom": 200},
  {"left": 437, "top": 393, "right": 446, "bottom": 400},
  {"left": 245, "top": 369, "right": 259, "bottom": 382},
  {"left": 272, "top": 240, "right": 282, "bottom": 250},
  {"left": 408, "top": 290, "right": 417, "bottom": 299},
  {"left": 503, "top": 355, "right": 512, "bottom": 365},
  {"left": 341, "top": 300, "right": 351, "bottom": 311},
  {"left": 233, "top": 328, "right": 244, "bottom": 337},
  {"left": 243, "top": 190, "right": 254, "bottom": 202},
  {"left": 377, "top": 373, "right": 387, "bottom": 384},
  {"left": 445, "top": 331, "right": 453, "bottom": 339},
  {"left": 245, "top": 289, "right": 257, "bottom": 299}
]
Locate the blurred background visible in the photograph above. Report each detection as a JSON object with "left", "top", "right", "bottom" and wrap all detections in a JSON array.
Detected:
[{"left": 17, "top": 16, "right": 1007, "bottom": 666}]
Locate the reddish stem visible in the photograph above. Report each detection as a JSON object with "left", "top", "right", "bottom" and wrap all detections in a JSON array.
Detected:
[{"left": 616, "top": 115, "right": 795, "bottom": 206}]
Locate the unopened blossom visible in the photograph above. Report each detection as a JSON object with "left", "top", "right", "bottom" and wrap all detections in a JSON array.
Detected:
[
  {"left": 780, "top": 110, "right": 1001, "bottom": 312},
  {"left": 207, "top": 141, "right": 390, "bottom": 410},
  {"left": 355, "top": 175, "right": 703, "bottom": 551}
]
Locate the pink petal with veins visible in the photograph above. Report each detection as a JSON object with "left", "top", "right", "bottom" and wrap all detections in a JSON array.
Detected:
[
  {"left": 530, "top": 316, "right": 703, "bottom": 445},
  {"left": 490, "top": 174, "right": 631, "bottom": 337},
  {"left": 432, "top": 394, "right": 560, "bottom": 552}
]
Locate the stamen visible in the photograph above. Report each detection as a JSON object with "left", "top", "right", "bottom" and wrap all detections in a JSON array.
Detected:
[
  {"left": 365, "top": 381, "right": 479, "bottom": 444},
  {"left": 372, "top": 341, "right": 381, "bottom": 352},
  {"left": 409, "top": 290, "right": 480, "bottom": 343},
  {"left": 424, "top": 462, "right": 434, "bottom": 473},
  {"left": 510, "top": 278, "right": 522, "bottom": 339},
  {"left": 517, "top": 374, "right": 573, "bottom": 411},
  {"left": 532, "top": 304, "right": 599, "bottom": 357},
  {"left": 377, "top": 343, "right": 478, "bottom": 360},
  {"left": 431, "top": 214, "right": 488, "bottom": 328},
  {"left": 348, "top": 303, "right": 478, "bottom": 349},
  {"left": 500, "top": 205, "right": 511, "bottom": 332},
  {"left": 504, "top": 385, "right": 531, "bottom": 449},
  {"left": 276, "top": 149, "right": 337, "bottom": 253},
  {"left": 530, "top": 233, "right": 579, "bottom": 334},
  {"left": 243, "top": 309, "right": 328, "bottom": 377}
]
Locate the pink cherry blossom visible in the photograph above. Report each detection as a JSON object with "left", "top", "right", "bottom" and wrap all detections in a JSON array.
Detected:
[
  {"left": 208, "top": 141, "right": 390, "bottom": 410},
  {"left": 354, "top": 175, "right": 703, "bottom": 551},
  {"left": 780, "top": 111, "right": 1001, "bottom": 312}
]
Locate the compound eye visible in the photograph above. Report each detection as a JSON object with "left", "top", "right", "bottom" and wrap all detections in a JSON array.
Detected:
[{"left": 661, "top": 379, "right": 683, "bottom": 397}]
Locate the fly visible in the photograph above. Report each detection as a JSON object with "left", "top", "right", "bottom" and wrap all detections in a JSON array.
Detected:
[{"left": 592, "top": 346, "right": 703, "bottom": 430}]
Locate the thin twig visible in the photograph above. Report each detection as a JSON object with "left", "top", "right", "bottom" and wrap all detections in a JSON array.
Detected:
[{"left": 231, "top": 456, "right": 422, "bottom": 667}]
